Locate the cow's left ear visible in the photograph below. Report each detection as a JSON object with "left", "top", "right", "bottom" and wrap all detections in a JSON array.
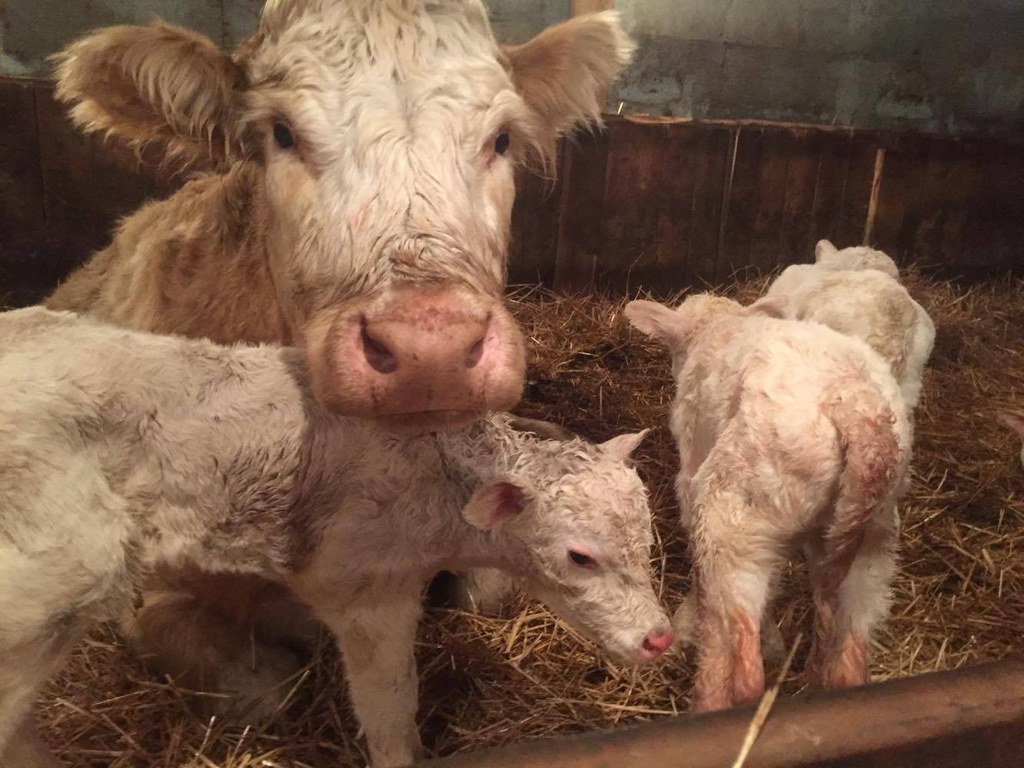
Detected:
[
  {"left": 502, "top": 11, "right": 634, "bottom": 140},
  {"left": 599, "top": 429, "right": 650, "bottom": 461},
  {"left": 463, "top": 480, "right": 530, "bottom": 531}
]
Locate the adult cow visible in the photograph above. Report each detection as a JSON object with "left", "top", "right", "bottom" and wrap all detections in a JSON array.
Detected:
[{"left": 44, "top": 0, "right": 633, "bottom": 738}]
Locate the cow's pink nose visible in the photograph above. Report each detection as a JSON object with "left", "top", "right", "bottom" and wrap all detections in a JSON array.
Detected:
[
  {"left": 310, "top": 287, "right": 526, "bottom": 428},
  {"left": 641, "top": 629, "right": 674, "bottom": 658},
  {"left": 360, "top": 314, "right": 488, "bottom": 375}
]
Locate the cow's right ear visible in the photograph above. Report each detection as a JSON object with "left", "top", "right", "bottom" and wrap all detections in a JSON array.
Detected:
[
  {"left": 52, "top": 20, "right": 247, "bottom": 167},
  {"left": 503, "top": 12, "right": 634, "bottom": 142}
]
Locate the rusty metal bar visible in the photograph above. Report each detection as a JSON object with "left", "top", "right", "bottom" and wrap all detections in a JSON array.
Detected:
[{"left": 419, "top": 659, "right": 1024, "bottom": 768}]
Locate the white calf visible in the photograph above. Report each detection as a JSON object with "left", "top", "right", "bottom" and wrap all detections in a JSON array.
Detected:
[
  {"left": 767, "top": 241, "right": 935, "bottom": 410},
  {"left": 626, "top": 294, "right": 911, "bottom": 713},
  {"left": 0, "top": 307, "right": 671, "bottom": 768}
]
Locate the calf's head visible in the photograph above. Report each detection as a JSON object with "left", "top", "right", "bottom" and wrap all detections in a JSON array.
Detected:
[
  {"left": 54, "top": 0, "right": 634, "bottom": 431},
  {"left": 625, "top": 293, "right": 788, "bottom": 373},
  {"left": 815, "top": 239, "right": 900, "bottom": 279},
  {"left": 462, "top": 430, "right": 673, "bottom": 664}
]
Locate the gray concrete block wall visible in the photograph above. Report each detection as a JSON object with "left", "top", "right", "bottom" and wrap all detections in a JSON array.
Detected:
[
  {"left": 0, "top": 0, "right": 263, "bottom": 76},
  {"left": 0, "top": 0, "right": 560, "bottom": 76},
  {"left": 613, "top": 0, "right": 1024, "bottom": 137},
  {"left": 1, "top": 0, "right": 1021, "bottom": 137}
]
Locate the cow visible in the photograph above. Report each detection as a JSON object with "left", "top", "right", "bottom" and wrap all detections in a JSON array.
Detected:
[{"left": 44, "top": 0, "right": 635, "bottom": 711}]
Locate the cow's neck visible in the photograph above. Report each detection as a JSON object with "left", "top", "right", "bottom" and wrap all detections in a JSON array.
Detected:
[
  {"left": 49, "top": 162, "right": 292, "bottom": 347},
  {"left": 161, "top": 163, "right": 292, "bottom": 345}
]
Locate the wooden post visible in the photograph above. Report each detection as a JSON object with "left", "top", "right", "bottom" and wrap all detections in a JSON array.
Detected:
[
  {"left": 863, "top": 147, "right": 886, "bottom": 246},
  {"left": 418, "top": 659, "right": 1024, "bottom": 768}
]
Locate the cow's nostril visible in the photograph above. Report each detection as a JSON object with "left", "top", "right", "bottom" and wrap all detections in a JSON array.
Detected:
[
  {"left": 465, "top": 335, "right": 486, "bottom": 368},
  {"left": 361, "top": 323, "right": 398, "bottom": 374}
]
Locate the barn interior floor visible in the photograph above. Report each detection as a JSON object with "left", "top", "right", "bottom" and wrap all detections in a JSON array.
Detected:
[{"left": 33, "top": 272, "right": 1024, "bottom": 767}]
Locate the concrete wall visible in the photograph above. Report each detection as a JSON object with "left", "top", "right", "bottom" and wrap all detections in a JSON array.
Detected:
[
  {"left": 614, "top": 0, "right": 1024, "bottom": 137},
  {"left": 0, "top": 0, "right": 262, "bottom": 75},
  {"left": 2, "top": 0, "right": 1021, "bottom": 137},
  {"left": 0, "top": 0, "right": 561, "bottom": 76}
]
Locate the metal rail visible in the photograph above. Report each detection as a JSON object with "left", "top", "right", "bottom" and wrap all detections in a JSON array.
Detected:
[{"left": 419, "top": 658, "right": 1024, "bottom": 768}]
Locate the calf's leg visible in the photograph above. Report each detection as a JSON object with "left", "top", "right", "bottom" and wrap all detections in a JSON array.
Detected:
[
  {"left": 806, "top": 510, "right": 898, "bottom": 688},
  {"left": 690, "top": 491, "right": 779, "bottom": 713},
  {"left": 2, "top": 718, "right": 62, "bottom": 768},
  {"left": 313, "top": 587, "right": 425, "bottom": 768},
  {"left": 1, "top": 629, "right": 83, "bottom": 767}
]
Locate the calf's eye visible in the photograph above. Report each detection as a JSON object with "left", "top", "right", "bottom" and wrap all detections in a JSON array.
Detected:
[
  {"left": 568, "top": 550, "right": 597, "bottom": 569},
  {"left": 273, "top": 121, "right": 296, "bottom": 150},
  {"left": 494, "top": 132, "right": 511, "bottom": 156}
]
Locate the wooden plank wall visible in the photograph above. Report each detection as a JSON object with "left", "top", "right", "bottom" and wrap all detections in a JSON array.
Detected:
[
  {"left": 0, "top": 78, "right": 176, "bottom": 306},
  {"left": 2, "top": 77, "right": 1023, "bottom": 307},
  {"left": 537, "top": 116, "right": 1024, "bottom": 295}
]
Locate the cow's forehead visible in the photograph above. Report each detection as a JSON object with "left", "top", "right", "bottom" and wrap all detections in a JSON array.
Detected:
[{"left": 252, "top": 0, "right": 500, "bottom": 75}]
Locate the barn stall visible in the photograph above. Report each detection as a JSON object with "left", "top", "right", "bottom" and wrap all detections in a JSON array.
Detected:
[{"left": 1, "top": 0, "right": 1023, "bottom": 765}]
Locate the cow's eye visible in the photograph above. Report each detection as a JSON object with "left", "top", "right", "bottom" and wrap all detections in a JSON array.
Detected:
[
  {"left": 273, "top": 121, "right": 296, "bottom": 150},
  {"left": 494, "top": 132, "right": 511, "bottom": 156},
  {"left": 568, "top": 550, "right": 598, "bottom": 569}
]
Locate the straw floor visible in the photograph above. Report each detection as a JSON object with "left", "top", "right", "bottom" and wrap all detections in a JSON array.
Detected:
[{"left": 35, "top": 272, "right": 1024, "bottom": 767}]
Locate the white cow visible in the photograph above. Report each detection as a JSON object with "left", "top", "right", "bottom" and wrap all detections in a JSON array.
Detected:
[{"left": 0, "top": 307, "right": 671, "bottom": 768}]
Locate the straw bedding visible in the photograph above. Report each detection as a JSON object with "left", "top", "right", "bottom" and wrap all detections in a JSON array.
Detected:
[{"left": 32, "top": 272, "right": 1024, "bottom": 767}]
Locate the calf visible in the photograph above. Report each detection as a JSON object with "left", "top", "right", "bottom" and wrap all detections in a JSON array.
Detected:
[
  {"left": 766, "top": 241, "right": 935, "bottom": 410},
  {"left": 0, "top": 308, "right": 671, "bottom": 768},
  {"left": 626, "top": 294, "right": 910, "bottom": 713}
]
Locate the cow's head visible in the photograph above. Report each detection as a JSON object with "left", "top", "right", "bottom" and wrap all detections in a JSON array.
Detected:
[{"left": 54, "top": 0, "right": 634, "bottom": 432}]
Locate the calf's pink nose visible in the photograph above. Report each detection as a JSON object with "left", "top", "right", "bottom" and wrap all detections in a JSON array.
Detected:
[{"left": 642, "top": 629, "right": 674, "bottom": 658}]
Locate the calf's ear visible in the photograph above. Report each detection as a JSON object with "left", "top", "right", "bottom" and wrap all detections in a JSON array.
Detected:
[
  {"left": 599, "top": 429, "right": 650, "bottom": 461},
  {"left": 814, "top": 239, "right": 839, "bottom": 262},
  {"left": 625, "top": 300, "right": 688, "bottom": 347},
  {"left": 503, "top": 11, "right": 634, "bottom": 140},
  {"left": 745, "top": 294, "right": 789, "bottom": 319},
  {"left": 463, "top": 480, "right": 530, "bottom": 531},
  {"left": 52, "top": 20, "right": 247, "bottom": 168}
]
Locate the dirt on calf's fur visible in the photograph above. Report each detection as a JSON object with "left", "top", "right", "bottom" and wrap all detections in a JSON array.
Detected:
[{"left": 29, "top": 272, "right": 1024, "bottom": 767}]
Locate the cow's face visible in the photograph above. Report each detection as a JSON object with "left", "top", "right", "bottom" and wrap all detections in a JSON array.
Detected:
[
  {"left": 242, "top": 1, "right": 542, "bottom": 429},
  {"left": 54, "top": 0, "right": 634, "bottom": 432}
]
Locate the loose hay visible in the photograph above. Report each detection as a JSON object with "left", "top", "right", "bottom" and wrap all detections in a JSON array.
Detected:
[{"left": 35, "top": 273, "right": 1024, "bottom": 766}]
